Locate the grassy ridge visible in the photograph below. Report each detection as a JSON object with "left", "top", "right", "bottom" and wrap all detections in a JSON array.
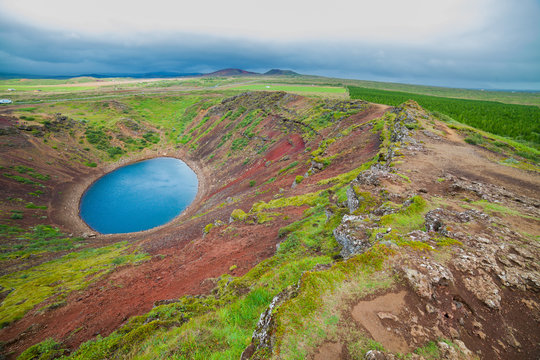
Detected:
[
  {"left": 348, "top": 86, "right": 540, "bottom": 146},
  {"left": 231, "top": 84, "right": 346, "bottom": 94}
]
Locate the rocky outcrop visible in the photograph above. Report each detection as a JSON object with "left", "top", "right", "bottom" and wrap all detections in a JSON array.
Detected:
[
  {"left": 424, "top": 208, "right": 489, "bottom": 235},
  {"left": 364, "top": 340, "right": 474, "bottom": 360},
  {"left": 241, "top": 285, "right": 299, "bottom": 360},
  {"left": 446, "top": 173, "right": 540, "bottom": 211},
  {"left": 401, "top": 259, "right": 454, "bottom": 300},
  {"left": 346, "top": 185, "right": 360, "bottom": 213},
  {"left": 333, "top": 215, "right": 375, "bottom": 258},
  {"left": 462, "top": 271, "right": 501, "bottom": 309},
  {"left": 356, "top": 163, "right": 393, "bottom": 186}
]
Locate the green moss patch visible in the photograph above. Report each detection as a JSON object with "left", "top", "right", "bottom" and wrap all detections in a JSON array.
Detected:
[{"left": 0, "top": 242, "right": 149, "bottom": 328}]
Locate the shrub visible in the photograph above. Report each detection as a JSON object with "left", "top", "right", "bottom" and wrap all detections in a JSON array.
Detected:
[
  {"left": 230, "top": 209, "right": 248, "bottom": 222},
  {"left": 203, "top": 223, "right": 214, "bottom": 234}
]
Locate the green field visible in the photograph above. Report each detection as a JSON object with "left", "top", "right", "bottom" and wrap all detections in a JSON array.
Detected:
[
  {"left": 231, "top": 83, "right": 346, "bottom": 94},
  {"left": 0, "top": 85, "right": 99, "bottom": 93},
  {"left": 348, "top": 86, "right": 540, "bottom": 146},
  {"left": 0, "top": 77, "right": 104, "bottom": 86}
]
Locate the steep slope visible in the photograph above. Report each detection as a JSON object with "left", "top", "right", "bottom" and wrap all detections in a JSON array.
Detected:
[
  {"left": 0, "top": 92, "right": 383, "bottom": 357},
  {"left": 0, "top": 94, "right": 538, "bottom": 359}
]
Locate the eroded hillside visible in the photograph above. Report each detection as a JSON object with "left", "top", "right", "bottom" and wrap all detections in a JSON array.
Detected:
[{"left": 0, "top": 92, "right": 538, "bottom": 359}]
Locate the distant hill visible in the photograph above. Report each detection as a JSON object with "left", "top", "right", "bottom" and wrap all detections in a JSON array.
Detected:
[
  {"left": 0, "top": 72, "right": 202, "bottom": 80},
  {"left": 264, "top": 69, "right": 299, "bottom": 76},
  {"left": 204, "top": 68, "right": 259, "bottom": 77}
]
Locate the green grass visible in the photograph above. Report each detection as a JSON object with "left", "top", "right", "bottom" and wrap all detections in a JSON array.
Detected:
[
  {"left": 3, "top": 173, "right": 43, "bottom": 187},
  {"left": 13, "top": 165, "right": 50, "bottom": 181},
  {"left": 379, "top": 195, "right": 428, "bottom": 233},
  {"left": 0, "top": 225, "right": 85, "bottom": 261},
  {"left": 18, "top": 338, "right": 66, "bottom": 360},
  {"left": 348, "top": 86, "right": 540, "bottom": 146},
  {"left": 251, "top": 191, "right": 326, "bottom": 212},
  {"left": 0, "top": 85, "right": 96, "bottom": 93},
  {"left": 0, "top": 242, "right": 149, "bottom": 328},
  {"left": 231, "top": 84, "right": 346, "bottom": 94},
  {"left": 275, "top": 246, "right": 394, "bottom": 358},
  {"left": 463, "top": 199, "right": 539, "bottom": 220}
]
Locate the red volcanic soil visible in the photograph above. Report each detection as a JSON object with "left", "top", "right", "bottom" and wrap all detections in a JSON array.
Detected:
[
  {"left": 209, "top": 133, "right": 305, "bottom": 198},
  {"left": 0, "top": 96, "right": 388, "bottom": 358}
]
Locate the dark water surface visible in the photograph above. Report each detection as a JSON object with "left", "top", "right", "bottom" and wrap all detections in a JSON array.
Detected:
[{"left": 80, "top": 157, "right": 198, "bottom": 234}]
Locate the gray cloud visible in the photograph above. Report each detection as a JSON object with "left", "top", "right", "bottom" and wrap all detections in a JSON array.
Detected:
[{"left": 1, "top": 10, "right": 539, "bottom": 90}]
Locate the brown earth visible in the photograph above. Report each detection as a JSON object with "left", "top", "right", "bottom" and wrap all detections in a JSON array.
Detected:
[{"left": 311, "top": 102, "right": 540, "bottom": 360}]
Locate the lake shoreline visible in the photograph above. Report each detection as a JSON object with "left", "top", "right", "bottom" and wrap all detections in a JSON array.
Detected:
[{"left": 50, "top": 146, "right": 210, "bottom": 241}]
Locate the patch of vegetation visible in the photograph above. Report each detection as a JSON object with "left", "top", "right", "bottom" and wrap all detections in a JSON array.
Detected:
[
  {"left": 25, "top": 202, "right": 47, "bottom": 210},
  {"left": 379, "top": 195, "right": 428, "bottom": 233},
  {"left": 464, "top": 133, "right": 484, "bottom": 145},
  {"left": 414, "top": 340, "right": 440, "bottom": 359},
  {"left": 14, "top": 166, "right": 50, "bottom": 181},
  {"left": 0, "top": 242, "right": 149, "bottom": 328},
  {"left": 3, "top": 173, "right": 43, "bottom": 187},
  {"left": 230, "top": 209, "right": 249, "bottom": 222},
  {"left": 203, "top": 223, "right": 214, "bottom": 234},
  {"left": 10, "top": 210, "right": 23, "bottom": 220},
  {"left": 463, "top": 199, "right": 538, "bottom": 220},
  {"left": 231, "top": 137, "right": 250, "bottom": 151},
  {"left": 251, "top": 191, "right": 325, "bottom": 212},
  {"left": 142, "top": 131, "right": 160, "bottom": 144},
  {"left": 17, "top": 338, "right": 66, "bottom": 360},
  {"left": 0, "top": 225, "right": 86, "bottom": 261}
]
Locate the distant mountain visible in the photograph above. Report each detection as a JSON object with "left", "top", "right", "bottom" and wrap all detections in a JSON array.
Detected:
[
  {"left": 0, "top": 72, "right": 202, "bottom": 80},
  {"left": 204, "top": 68, "right": 259, "bottom": 77},
  {"left": 82, "top": 72, "right": 203, "bottom": 79},
  {"left": 264, "top": 69, "right": 299, "bottom": 76}
]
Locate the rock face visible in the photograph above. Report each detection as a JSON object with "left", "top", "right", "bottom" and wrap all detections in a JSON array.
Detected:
[
  {"left": 333, "top": 215, "right": 374, "bottom": 258},
  {"left": 346, "top": 185, "right": 360, "bottom": 213},
  {"left": 241, "top": 285, "right": 299, "bottom": 360}
]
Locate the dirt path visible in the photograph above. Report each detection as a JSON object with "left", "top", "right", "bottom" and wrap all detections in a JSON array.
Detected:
[
  {"left": 351, "top": 291, "right": 409, "bottom": 353},
  {"left": 399, "top": 122, "right": 539, "bottom": 200}
]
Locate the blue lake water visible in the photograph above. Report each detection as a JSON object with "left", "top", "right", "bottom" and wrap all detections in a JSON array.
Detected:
[{"left": 80, "top": 157, "right": 198, "bottom": 234}]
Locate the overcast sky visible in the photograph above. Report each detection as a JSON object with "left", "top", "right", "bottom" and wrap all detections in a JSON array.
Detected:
[{"left": 1, "top": 0, "right": 539, "bottom": 90}]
